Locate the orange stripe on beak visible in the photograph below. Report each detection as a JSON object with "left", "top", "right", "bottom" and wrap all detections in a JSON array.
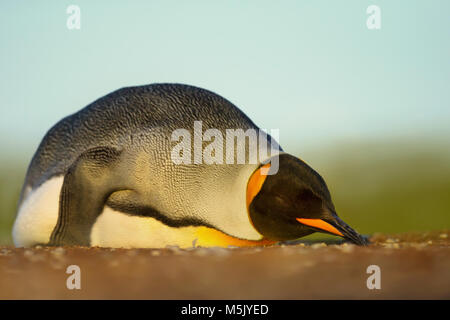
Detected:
[{"left": 296, "top": 218, "right": 344, "bottom": 237}]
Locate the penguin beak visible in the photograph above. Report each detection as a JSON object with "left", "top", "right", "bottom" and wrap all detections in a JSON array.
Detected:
[{"left": 296, "top": 215, "right": 369, "bottom": 245}]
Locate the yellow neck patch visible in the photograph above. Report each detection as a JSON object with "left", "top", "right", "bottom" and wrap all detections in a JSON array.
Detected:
[{"left": 194, "top": 226, "right": 275, "bottom": 247}]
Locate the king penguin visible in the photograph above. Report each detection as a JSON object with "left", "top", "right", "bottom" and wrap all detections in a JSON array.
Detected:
[{"left": 12, "top": 83, "right": 368, "bottom": 248}]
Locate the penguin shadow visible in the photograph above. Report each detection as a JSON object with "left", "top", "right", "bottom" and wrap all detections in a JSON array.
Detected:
[
  {"left": 32, "top": 235, "right": 372, "bottom": 249},
  {"left": 279, "top": 234, "right": 371, "bottom": 246}
]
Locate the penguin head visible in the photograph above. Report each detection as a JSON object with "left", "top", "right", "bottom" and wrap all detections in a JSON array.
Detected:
[{"left": 247, "top": 153, "right": 368, "bottom": 245}]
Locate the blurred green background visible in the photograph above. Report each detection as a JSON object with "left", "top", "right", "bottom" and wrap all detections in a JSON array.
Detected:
[{"left": 1, "top": 1, "right": 449, "bottom": 245}]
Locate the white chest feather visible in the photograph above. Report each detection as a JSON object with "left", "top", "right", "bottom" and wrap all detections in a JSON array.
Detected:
[{"left": 13, "top": 177, "right": 63, "bottom": 247}]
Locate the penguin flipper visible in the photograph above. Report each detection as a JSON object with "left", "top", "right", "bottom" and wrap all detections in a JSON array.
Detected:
[{"left": 48, "top": 146, "right": 126, "bottom": 246}]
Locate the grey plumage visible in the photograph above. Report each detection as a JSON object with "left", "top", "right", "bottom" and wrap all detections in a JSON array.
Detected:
[{"left": 22, "top": 83, "right": 271, "bottom": 196}]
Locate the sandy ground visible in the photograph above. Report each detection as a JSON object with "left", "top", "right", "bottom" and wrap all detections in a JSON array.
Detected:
[{"left": 0, "top": 231, "right": 448, "bottom": 299}]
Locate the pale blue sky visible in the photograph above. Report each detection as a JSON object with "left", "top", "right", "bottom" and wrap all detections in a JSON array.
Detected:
[{"left": 1, "top": 1, "right": 449, "bottom": 160}]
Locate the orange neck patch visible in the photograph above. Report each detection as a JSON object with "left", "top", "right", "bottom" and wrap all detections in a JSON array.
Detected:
[
  {"left": 246, "top": 163, "right": 271, "bottom": 209},
  {"left": 245, "top": 163, "right": 277, "bottom": 246}
]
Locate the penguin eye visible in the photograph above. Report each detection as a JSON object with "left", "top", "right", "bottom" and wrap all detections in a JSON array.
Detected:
[
  {"left": 271, "top": 194, "right": 294, "bottom": 213},
  {"left": 274, "top": 194, "right": 288, "bottom": 206}
]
